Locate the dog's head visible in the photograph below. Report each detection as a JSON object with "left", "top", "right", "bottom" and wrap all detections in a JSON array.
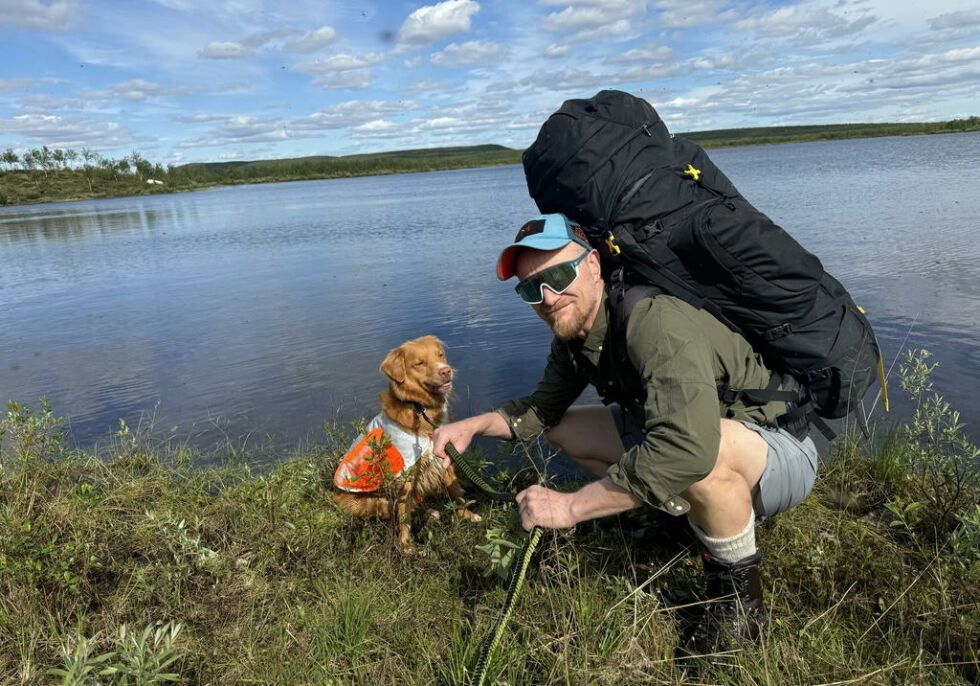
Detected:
[{"left": 380, "top": 335, "right": 454, "bottom": 405}]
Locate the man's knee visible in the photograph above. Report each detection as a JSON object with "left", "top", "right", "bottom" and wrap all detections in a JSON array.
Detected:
[
  {"left": 715, "top": 419, "right": 768, "bottom": 487},
  {"left": 683, "top": 462, "right": 741, "bottom": 505}
]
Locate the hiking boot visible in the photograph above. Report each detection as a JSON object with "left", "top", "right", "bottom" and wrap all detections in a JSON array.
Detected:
[{"left": 686, "top": 551, "right": 769, "bottom": 654}]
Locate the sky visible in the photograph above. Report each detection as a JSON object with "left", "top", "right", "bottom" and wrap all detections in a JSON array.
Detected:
[{"left": 1, "top": 0, "right": 978, "bottom": 166}]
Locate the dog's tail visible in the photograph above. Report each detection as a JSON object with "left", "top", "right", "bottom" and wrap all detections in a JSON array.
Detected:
[{"left": 331, "top": 491, "right": 392, "bottom": 518}]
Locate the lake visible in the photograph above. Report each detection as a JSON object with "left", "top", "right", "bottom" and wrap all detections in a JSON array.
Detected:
[{"left": 1, "top": 132, "right": 978, "bottom": 461}]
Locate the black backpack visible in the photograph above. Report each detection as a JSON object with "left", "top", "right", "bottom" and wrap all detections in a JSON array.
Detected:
[{"left": 522, "top": 90, "right": 886, "bottom": 436}]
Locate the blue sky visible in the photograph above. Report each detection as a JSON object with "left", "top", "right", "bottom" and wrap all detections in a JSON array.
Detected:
[{"left": 1, "top": 0, "right": 978, "bottom": 165}]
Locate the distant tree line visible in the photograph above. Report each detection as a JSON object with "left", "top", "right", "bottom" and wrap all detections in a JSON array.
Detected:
[
  {"left": 2, "top": 117, "right": 978, "bottom": 207},
  {"left": 1, "top": 146, "right": 170, "bottom": 189}
]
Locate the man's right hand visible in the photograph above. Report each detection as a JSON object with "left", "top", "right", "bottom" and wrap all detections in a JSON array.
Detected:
[{"left": 433, "top": 412, "right": 512, "bottom": 468}]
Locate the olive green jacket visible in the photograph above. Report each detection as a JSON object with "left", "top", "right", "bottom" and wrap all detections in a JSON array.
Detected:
[{"left": 497, "top": 292, "right": 793, "bottom": 516}]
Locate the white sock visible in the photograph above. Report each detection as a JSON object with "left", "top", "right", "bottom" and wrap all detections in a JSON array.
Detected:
[{"left": 689, "top": 514, "right": 757, "bottom": 564}]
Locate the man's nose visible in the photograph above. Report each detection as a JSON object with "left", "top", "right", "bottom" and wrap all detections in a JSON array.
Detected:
[{"left": 540, "top": 284, "right": 562, "bottom": 306}]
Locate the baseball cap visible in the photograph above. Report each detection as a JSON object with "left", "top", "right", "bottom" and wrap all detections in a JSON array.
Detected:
[{"left": 496, "top": 214, "right": 591, "bottom": 280}]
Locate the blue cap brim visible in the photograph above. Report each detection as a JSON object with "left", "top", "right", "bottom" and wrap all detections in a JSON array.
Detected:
[{"left": 496, "top": 214, "right": 587, "bottom": 280}]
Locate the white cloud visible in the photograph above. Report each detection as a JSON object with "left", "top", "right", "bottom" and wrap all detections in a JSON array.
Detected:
[
  {"left": 198, "top": 41, "right": 253, "bottom": 59},
  {"left": 88, "top": 79, "right": 200, "bottom": 102},
  {"left": 293, "top": 52, "right": 385, "bottom": 90},
  {"left": 735, "top": 4, "right": 876, "bottom": 43},
  {"left": 14, "top": 93, "right": 85, "bottom": 112},
  {"left": 521, "top": 67, "right": 613, "bottom": 91},
  {"left": 0, "top": 78, "right": 32, "bottom": 95},
  {"left": 354, "top": 119, "right": 398, "bottom": 132},
  {"left": 0, "top": 0, "right": 78, "bottom": 30},
  {"left": 430, "top": 40, "right": 503, "bottom": 67},
  {"left": 180, "top": 100, "right": 420, "bottom": 148},
  {"left": 239, "top": 28, "right": 300, "bottom": 48},
  {"left": 652, "top": 0, "right": 733, "bottom": 29},
  {"left": 173, "top": 113, "right": 230, "bottom": 124},
  {"left": 396, "top": 0, "right": 480, "bottom": 51},
  {"left": 544, "top": 43, "right": 570, "bottom": 58},
  {"left": 604, "top": 44, "right": 675, "bottom": 64},
  {"left": 542, "top": 5, "right": 609, "bottom": 32},
  {"left": 294, "top": 53, "right": 385, "bottom": 72},
  {"left": 0, "top": 113, "right": 145, "bottom": 149},
  {"left": 664, "top": 96, "right": 698, "bottom": 108},
  {"left": 309, "top": 70, "right": 373, "bottom": 90},
  {"left": 283, "top": 25, "right": 339, "bottom": 53},
  {"left": 403, "top": 79, "right": 448, "bottom": 94},
  {"left": 540, "top": 0, "right": 646, "bottom": 41},
  {"left": 929, "top": 9, "right": 980, "bottom": 30}
]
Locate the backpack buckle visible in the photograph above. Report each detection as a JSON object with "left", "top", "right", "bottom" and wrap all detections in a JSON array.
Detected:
[
  {"left": 605, "top": 232, "right": 621, "bottom": 256},
  {"left": 682, "top": 164, "right": 702, "bottom": 181}
]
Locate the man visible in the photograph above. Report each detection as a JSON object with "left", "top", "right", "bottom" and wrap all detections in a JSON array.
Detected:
[{"left": 432, "top": 213, "right": 820, "bottom": 650}]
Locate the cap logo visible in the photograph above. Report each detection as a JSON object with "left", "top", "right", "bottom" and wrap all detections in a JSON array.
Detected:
[{"left": 513, "top": 219, "right": 546, "bottom": 242}]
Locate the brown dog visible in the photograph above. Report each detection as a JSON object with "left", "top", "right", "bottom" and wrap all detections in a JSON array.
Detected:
[{"left": 332, "top": 335, "right": 480, "bottom": 552}]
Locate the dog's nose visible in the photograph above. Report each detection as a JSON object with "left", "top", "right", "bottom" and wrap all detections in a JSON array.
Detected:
[{"left": 439, "top": 366, "right": 452, "bottom": 380}]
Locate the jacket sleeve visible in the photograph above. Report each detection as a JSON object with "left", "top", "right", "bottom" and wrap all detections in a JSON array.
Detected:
[
  {"left": 497, "top": 337, "right": 590, "bottom": 441},
  {"left": 606, "top": 299, "right": 721, "bottom": 512}
]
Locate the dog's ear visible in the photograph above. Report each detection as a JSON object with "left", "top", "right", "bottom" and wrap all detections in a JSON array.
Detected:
[{"left": 380, "top": 347, "right": 406, "bottom": 384}]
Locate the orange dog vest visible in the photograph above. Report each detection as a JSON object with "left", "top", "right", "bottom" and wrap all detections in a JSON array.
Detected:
[{"left": 333, "top": 413, "right": 432, "bottom": 492}]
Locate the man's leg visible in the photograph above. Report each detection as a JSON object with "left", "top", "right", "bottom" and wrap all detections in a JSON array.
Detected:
[
  {"left": 683, "top": 418, "right": 768, "bottom": 538},
  {"left": 682, "top": 419, "right": 819, "bottom": 651},
  {"left": 543, "top": 405, "right": 625, "bottom": 477}
]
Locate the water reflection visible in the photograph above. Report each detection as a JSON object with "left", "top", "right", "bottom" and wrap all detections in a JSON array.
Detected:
[{"left": 1, "top": 133, "right": 978, "bottom": 460}]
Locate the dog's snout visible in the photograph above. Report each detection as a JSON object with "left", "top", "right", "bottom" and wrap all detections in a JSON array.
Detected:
[{"left": 439, "top": 365, "right": 452, "bottom": 381}]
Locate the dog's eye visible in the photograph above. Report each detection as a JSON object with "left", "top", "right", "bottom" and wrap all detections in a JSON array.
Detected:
[{"left": 413, "top": 361, "right": 424, "bottom": 367}]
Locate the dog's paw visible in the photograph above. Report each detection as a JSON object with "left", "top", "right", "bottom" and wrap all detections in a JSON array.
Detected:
[
  {"left": 424, "top": 508, "right": 441, "bottom": 522},
  {"left": 457, "top": 509, "right": 482, "bottom": 523}
]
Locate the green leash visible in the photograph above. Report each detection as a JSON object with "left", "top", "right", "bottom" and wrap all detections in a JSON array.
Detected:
[
  {"left": 444, "top": 441, "right": 544, "bottom": 686},
  {"left": 410, "top": 403, "right": 544, "bottom": 686}
]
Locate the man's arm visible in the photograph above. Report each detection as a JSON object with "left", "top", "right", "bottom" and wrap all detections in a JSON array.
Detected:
[{"left": 516, "top": 477, "right": 642, "bottom": 530}]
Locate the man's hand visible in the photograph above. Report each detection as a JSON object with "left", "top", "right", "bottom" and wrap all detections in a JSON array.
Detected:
[
  {"left": 433, "top": 412, "right": 512, "bottom": 468},
  {"left": 515, "top": 485, "right": 579, "bottom": 530},
  {"left": 516, "top": 478, "right": 643, "bottom": 531},
  {"left": 432, "top": 419, "right": 479, "bottom": 468}
]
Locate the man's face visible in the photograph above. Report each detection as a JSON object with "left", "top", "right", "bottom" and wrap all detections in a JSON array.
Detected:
[{"left": 514, "top": 241, "right": 602, "bottom": 341}]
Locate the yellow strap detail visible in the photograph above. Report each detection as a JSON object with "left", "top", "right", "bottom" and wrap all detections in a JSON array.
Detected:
[
  {"left": 857, "top": 305, "right": 866, "bottom": 314},
  {"left": 876, "top": 354, "right": 890, "bottom": 412},
  {"left": 605, "top": 233, "right": 621, "bottom": 256},
  {"left": 683, "top": 164, "right": 701, "bottom": 181}
]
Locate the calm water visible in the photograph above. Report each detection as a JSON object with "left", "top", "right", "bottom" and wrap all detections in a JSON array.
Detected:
[{"left": 2, "top": 132, "right": 978, "bottom": 459}]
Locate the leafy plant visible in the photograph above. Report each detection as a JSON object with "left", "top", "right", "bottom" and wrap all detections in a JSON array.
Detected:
[
  {"left": 475, "top": 527, "right": 523, "bottom": 581},
  {"left": 884, "top": 497, "right": 925, "bottom": 537},
  {"left": 896, "top": 349, "right": 980, "bottom": 537},
  {"left": 101, "top": 621, "right": 185, "bottom": 685},
  {"left": 47, "top": 634, "right": 115, "bottom": 685},
  {"left": 48, "top": 622, "right": 185, "bottom": 685},
  {"left": 0, "top": 398, "right": 64, "bottom": 464}
]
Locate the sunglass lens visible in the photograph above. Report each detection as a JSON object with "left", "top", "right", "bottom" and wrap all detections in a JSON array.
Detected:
[{"left": 515, "top": 263, "right": 577, "bottom": 303}]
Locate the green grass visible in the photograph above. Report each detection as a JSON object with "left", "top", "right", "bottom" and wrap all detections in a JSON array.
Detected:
[{"left": 1, "top": 374, "right": 978, "bottom": 685}]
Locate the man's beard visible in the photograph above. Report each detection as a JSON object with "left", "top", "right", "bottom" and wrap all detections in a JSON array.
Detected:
[{"left": 542, "top": 302, "right": 587, "bottom": 341}]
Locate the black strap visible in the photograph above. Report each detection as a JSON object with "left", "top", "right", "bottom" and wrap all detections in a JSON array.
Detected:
[
  {"left": 718, "top": 372, "right": 799, "bottom": 406},
  {"left": 810, "top": 414, "right": 837, "bottom": 441}
]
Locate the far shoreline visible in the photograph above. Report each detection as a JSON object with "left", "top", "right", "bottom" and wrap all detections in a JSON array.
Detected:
[{"left": 2, "top": 122, "right": 978, "bottom": 209}]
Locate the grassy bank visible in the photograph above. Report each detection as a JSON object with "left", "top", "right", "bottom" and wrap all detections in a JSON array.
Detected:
[
  {"left": 1, "top": 352, "right": 978, "bottom": 684},
  {"left": 2, "top": 118, "right": 978, "bottom": 207}
]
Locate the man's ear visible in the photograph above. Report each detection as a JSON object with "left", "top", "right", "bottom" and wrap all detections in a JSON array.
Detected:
[
  {"left": 587, "top": 249, "right": 602, "bottom": 283},
  {"left": 380, "top": 348, "right": 406, "bottom": 384}
]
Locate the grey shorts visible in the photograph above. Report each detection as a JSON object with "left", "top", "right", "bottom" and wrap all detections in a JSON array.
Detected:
[{"left": 611, "top": 407, "right": 819, "bottom": 519}]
